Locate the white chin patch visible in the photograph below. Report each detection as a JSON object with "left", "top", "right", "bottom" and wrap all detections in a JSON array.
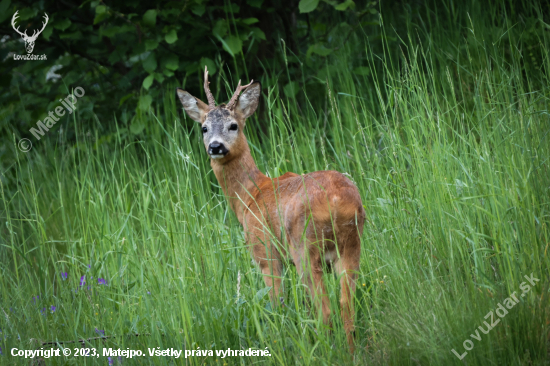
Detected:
[{"left": 210, "top": 154, "right": 225, "bottom": 159}]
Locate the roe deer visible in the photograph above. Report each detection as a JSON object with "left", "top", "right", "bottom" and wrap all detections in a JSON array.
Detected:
[{"left": 176, "top": 67, "right": 365, "bottom": 352}]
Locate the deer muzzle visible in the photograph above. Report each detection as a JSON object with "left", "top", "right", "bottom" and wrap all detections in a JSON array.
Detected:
[{"left": 208, "top": 141, "right": 229, "bottom": 159}]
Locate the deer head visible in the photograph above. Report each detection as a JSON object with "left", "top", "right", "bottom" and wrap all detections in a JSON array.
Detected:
[
  {"left": 176, "top": 67, "right": 261, "bottom": 162},
  {"left": 12, "top": 11, "right": 49, "bottom": 54}
]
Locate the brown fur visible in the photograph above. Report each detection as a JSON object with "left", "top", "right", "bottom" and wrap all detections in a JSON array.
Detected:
[
  {"left": 211, "top": 134, "right": 365, "bottom": 353},
  {"left": 177, "top": 81, "right": 365, "bottom": 353}
]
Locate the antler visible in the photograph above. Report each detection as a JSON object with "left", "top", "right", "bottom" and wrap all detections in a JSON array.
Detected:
[
  {"left": 11, "top": 11, "right": 28, "bottom": 38},
  {"left": 203, "top": 66, "right": 216, "bottom": 110},
  {"left": 36, "top": 13, "right": 49, "bottom": 37},
  {"left": 226, "top": 79, "right": 254, "bottom": 110},
  {"left": 28, "top": 13, "right": 48, "bottom": 41},
  {"left": 11, "top": 12, "right": 49, "bottom": 41}
]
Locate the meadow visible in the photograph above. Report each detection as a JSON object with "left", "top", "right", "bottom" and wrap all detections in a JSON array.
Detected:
[{"left": 1, "top": 2, "right": 549, "bottom": 365}]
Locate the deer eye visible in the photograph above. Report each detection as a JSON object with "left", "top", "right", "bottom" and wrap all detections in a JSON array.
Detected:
[
  {"left": 229, "top": 124, "right": 238, "bottom": 131},
  {"left": 201, "top": 126, "right": 207, "bottom": 134}
]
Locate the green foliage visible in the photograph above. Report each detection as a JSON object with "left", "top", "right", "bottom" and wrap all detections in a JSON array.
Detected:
[
  {"left": 1, "top": 1, "right": 550, "bottom": 364},
  {"left": 0, "top": 0, "right": 372, "bottom": 162},
  {"left": 299, "top": 0, "right": 320, "bottom": 13}
]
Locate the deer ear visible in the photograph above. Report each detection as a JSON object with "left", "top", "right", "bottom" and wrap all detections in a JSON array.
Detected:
[
  {"left": 176, "top": 88, "right": 209, "bottom": 123},
  {"left": 235, "top": 82, "right": 261, "bottom": 119}
]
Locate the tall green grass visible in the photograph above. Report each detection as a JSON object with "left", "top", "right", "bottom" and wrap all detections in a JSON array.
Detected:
[{"left": 1, "top": 2, "right": 549, "bottom": 365}]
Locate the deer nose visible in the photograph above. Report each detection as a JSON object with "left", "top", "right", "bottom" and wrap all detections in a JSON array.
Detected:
[{"left": 208, "top": 142, "right": 229, "bottom": 156}]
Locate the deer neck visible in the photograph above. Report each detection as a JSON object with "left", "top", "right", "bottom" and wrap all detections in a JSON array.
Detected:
[{"left": 211, "top": 138, "right": 267, "bottom": 224}]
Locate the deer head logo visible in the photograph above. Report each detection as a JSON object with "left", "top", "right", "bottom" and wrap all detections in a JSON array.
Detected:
[{"left": 11, "top": 10, "right": 49, "bottom": 54}]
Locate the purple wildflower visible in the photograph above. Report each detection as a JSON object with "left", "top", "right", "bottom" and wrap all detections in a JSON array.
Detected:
[
  {"left": 40, "top": 307, "right": 46, "bottom": 316},
  {"left": 61, "top": 272, "right": 68, "bottom": 280},
  {"left": 80, "top": 276, "right": 86, "bottom": 286},
  {"left": 108, "top": 356, "right": 113, "bottom": 365},
  {"left": 98, "top": 278, "right": 107, "bottom": 285},
  {"left": 32, "top": 296, "right": 39, "bottom": 304},
  {"left": 50, "top": 306, "right": 56, "bottom": 312},
  {"left": 0, "top": 346, "right": 3, "bottom": 355},
  {"left": 95, "top": 328, "right": 105, "bottom": 337},
  {"left": 147, "top": 291, "right": 150, "bottom": 295}
]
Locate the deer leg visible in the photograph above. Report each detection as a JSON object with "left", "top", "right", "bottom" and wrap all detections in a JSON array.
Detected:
[
  {"left": 334, "top": 229, "right": 361, "bottom": 353},
  {"left": 295, "top": 244, "right": 332, "bottom": 326},
  {"left": 253, "top": 242, "right": 283, "bottom": 306}
]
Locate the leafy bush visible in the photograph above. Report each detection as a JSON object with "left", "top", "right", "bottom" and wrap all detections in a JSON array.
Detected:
[{"left": 0, "top": 0, "right": 377, "bottom": 137}]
